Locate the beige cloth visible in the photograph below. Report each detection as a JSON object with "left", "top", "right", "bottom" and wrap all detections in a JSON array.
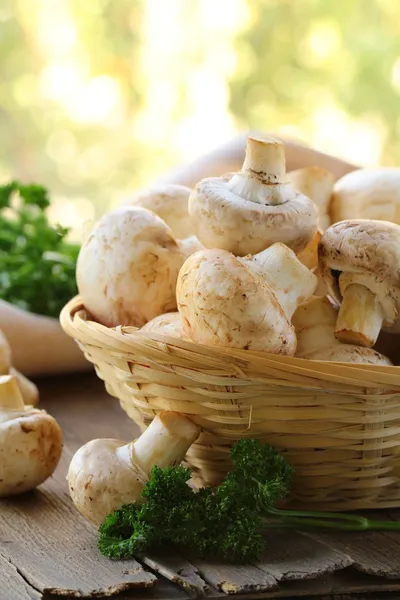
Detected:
[{"left": 0, "top": 300, "right": 91, "bottom": 377}]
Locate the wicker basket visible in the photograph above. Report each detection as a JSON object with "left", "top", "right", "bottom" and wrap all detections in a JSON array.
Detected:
[{"left": 60, "top": 295, "right": 400, "bottom": 512}]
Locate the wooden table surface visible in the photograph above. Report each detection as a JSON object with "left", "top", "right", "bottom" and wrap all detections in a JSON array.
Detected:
[{"left": 2, "top": 373, "right": 400, "bottom": 600}]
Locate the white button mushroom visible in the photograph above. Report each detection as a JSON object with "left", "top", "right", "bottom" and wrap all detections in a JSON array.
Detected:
[
  {"left": 127, "top": 184, "right": 193, "bottom": 239},
  {"left": 76, "top": 206, "right": 203, "bottom": 328},
  {"left": 330, "top": 168, "right": 400, "bottom": 225},
  {"left": 141, "top": 312, "right": 184, "bottom": 338},
  {"left": 0, "top": 374, "right": 62, "bottom": 497},
  {"left": 287, "top": 166, "right": 335, "bottom": 232},
  {"left": 177, "top": 242, "right": 317, "bottom": 354},
  {"left": 0, "top": 328, "right": 39, "bottom": 406},
  {"left": 293, "top": 296, "right": 392, "bottom": 364},
  {"left": 318, "top": 219, "right": 400, "bottom": 348},
  {"left": 188, "top": 136, "right": 318, "bottom": 256},
  {"left": 67, "top": 411, "right": 200, "bottom": 525}
]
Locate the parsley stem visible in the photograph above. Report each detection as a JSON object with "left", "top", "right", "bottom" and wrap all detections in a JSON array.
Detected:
[
  {"left": 263, "top": 517, "right": 367, "bottom": 530},
  {"left": 264, "top": 507, "right": 400, "bottom": 531}
]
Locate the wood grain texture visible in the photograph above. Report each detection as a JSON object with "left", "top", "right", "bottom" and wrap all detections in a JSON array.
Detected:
[
  {"left": 0, "top": 374, "right": 154, "bottom": 598},
  {"left": 307, "top": 530, "right": 400, "bottom": 579},
  {"left": 139, "top": 553, "right": 212, "bottom": 596},
  {"left": 202, "top": 571, "right": 400, "bottom": 600},
  {"left": 255, "top": 530, "right": 353, "bottom": 581},
  {"left": 2, "top": 373, "right": 400, "bottom": 600},
  {"left": 190, "top": 559, "right": 278, "bottom": 594},
  {"left": 186, "top": 530, "right": 353, "bottom": 595},
  {"left": 0, "top": 553, "right": 41, "bottom": 600}
]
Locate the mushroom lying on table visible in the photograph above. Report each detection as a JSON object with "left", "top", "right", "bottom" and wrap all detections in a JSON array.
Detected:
[
  {"left": 330, "top": 168, "right": 400, "bottom": 225},
  {"left": 0, "top": 328, "right": 39, "bottom": 406},
  {"left": 318, "top": 219, "right": 400, "bottom": 348},
  {"left": 0, "top": 374, "right": 62, "bottom": 497},
  {"left": 76, "top": 206, "right": 203, "bottom": 328},
  {"left": 293, "top": 296, "right": 392, "bottom": 364},
  {"left": 177, "top": 242, "right": 317, "bottom": 354},
  {"left": 128, "top": 184, "right": 193, "bottom": 239},
  {"left": 67, "top": 411, "right": 200, "bottom": 525},
  {"left": 188, "top": 136, "right": 318, "bottom": 256}
]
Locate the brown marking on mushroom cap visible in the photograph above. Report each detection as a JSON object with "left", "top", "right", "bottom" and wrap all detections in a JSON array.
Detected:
[
  {"left": 319, "top": 219, "right": 400, "bottom": 291},
  {"left": 20, "top": 422, "right": 35, "bottom": 433},
  {"left": 176, "top": 248, "right": 297, "bottom": 354},
  {"left": 190, "top": 175, "right": 318, "bottom": 256}
]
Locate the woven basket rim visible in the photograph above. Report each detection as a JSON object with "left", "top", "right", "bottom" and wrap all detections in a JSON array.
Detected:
[
  {"left": 60, "top": 296, "right": 400, "bottom": 510},
  {"left": 60, "top": 296, "right": 400, "bottom": 391}
]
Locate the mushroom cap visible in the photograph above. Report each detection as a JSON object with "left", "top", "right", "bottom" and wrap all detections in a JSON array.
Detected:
[
  {"left": 314, "top": 345, "right": 392, "bottom": 365},
  {"left": 299, "top": 341, "right": 392, "bottom": 364},
  {"left": 76, "top": 206, "right": 185, "bottom": 328},
  {"left": 330, "top": 167, "right": 400, "bottom": 225},
  {"left": 128, "top": 184, "right": 193, "bottom": 239},
  {"left": 177, "top": 248, "right": 296, "bottom": 354},
  {"left": 287, "top": 166, "right": 335, "bottom": 231},
  {"left": 141, "top": 312, "right": 184, "bottom": 338},
  {"left": 67, "top": 438, "right": 147, "bottom": 526},
  {"left": 188, "top": 175, "right": 318, "bottom": 256},
  {"left": 293, "top": 295, "right": 336, "bottom": 331},
  {"left": 319, "top": 219, "right": 400, "bottom": 308},
  {"left": 0, "top": 408, "right": 62, "bottom": 497}
]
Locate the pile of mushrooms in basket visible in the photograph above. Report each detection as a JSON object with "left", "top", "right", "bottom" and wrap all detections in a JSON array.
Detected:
[{"left": 65, "top": 135, "right": 400, "bottom": 562}]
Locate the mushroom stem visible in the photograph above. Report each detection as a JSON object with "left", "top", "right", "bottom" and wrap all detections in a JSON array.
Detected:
[
  {"left": 67, "top": 411, "right": 200, "bottom": 525},
  {"left": 293, "top": 296, "right": 392, "bottom": 364},
  {"left": 129, "top": 411, "right": 200, "bottom": 475},
  {"left": 0, "top": 375, "right": 25, "bottom": 410},
  {"left": 335, "top": 283, "right": 384, "bottom": 348},
  {"left": 293, "top": 297, "right": 339, "bottom": 356},
  {"left": 242, "top": 136, "right": 286, "bottom": 181},
  {"left": 228, "top": 137, "right": 287, "bottom": 205},
  {"left": 244, "top": 243, "right": 317, "bottom": 320}
]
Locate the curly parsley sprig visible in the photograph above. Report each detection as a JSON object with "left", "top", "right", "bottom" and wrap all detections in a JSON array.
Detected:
[{"left": 98, "top": 439, "right": 400, "bottom": 563}]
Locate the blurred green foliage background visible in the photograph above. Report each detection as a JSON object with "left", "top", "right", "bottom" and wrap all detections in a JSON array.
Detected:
[{"left": 1, "top": 0, "right": 400, "bottom": 239}]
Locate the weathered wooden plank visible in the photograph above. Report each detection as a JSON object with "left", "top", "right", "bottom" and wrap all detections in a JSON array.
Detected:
[
  {"left": 7, "top": 373, "right": 398, "bottom": 600},
  {"left": 121, "top": 577, "right": 190, "bottom": 599},
  {"left": 0, "top": 553, "right": 41, "bottom": 600},
  {"left": 0, "top": 375, "right": 155, "bottom": 598},
  {"left": 137, "top": 529, "right": 353, "bottom": 595},
  {"left": 190, "top": 559, "right": 277, "bottom": 595},
  {"left": 139, "top": 552, "right": 211, "bottom": 596},
  {"left": 0, "top": 489, "right": 155, "bottom": 597},
  {"left": 203, "top": 570, "right": 400, "bottom": 599},
  {"left": 307, "top": 529, "right": 400, "bottom": 579},
  {"left": 144, "top": 530, "right": 353, "bottom": 596},
  {"left": 255, "top": 529, "right": 353, "bottom": 581}
]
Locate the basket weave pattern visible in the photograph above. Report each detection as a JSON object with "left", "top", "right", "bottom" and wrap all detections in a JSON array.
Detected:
[{"left": 61, "top": 296, "right": 400, "bottom": 511}]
